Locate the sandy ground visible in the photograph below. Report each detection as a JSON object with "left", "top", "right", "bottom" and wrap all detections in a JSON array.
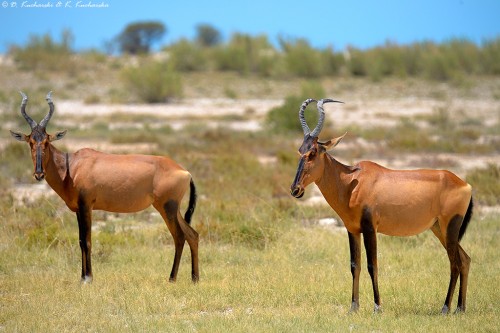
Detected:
[
  {"left": 56, "top": 98, "right": 282, "bottom": 117},
  {"left": 54, "top": 97, "right": 499, "bottom": 128}
]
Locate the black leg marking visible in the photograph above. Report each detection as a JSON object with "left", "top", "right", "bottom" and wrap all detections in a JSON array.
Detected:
[
  {"left": 348, "top": 231, "right": 361, "bottom": 312},
  {"left": 361, "top": 206, "right": 381, "bottom": 313},
  {"left": 77, "top": 197, "right": 92, "bottom": 283},
  {"left": 164, "top": 200, "right": 179, "bottom": 222},
  {"left": 442, "top": 214, "right": 464, "bottom": 314}
]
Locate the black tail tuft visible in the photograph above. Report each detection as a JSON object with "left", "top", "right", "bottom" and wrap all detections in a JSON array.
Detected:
[
  {"left": 184, "top": 178, "right": 197, "bottom": 224},
  {"left": 459, "top": 197, "right": 473, "bottom": 242}
]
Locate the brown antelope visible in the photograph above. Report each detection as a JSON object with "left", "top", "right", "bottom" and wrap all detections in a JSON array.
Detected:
[
  {"left": 290, "top": 98, "right": 473, "bottom": 314},
  {"left": 10, "top": 92, "right": 199, "bottom": 284}
]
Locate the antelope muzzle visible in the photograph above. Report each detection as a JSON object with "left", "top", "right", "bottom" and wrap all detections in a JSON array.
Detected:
[
  {"left": 34, "top": 173, "right": 45, "bottom": 181},
  {"left": 290, "top": 185, "right": 305, "bottom": 199},
  {"left": 290, "top": 158, "right": 306, "bottom": 198},
  {"left": 34, "top": 145, "right": 45, "bottom": 181}
]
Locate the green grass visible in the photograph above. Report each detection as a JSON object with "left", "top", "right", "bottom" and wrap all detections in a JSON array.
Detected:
[
  {"left": 1, "top": 211, "right": 498, "bottom": 332},
  {"left": 466, "top": 163, "right": 500, "bottom": 205},
  {"left": 1, "top": 145, "right": 498, "bottom": 331},
  {"left": 1, "top": 68, "right": 499, "bottom": 331}
]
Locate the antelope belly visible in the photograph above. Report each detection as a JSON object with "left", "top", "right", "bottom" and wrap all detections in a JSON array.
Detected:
[
  {"left": 374, "top": 204, "right": 437, "bottom": 237},
  {"left": 90, "top": 166, "right": 155, "bottom": 212},
  {"left": 93, "top": 188, "right": 154, "bottom": 213}
]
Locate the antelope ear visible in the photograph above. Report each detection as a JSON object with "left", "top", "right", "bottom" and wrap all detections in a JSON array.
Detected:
[
  {"left": 49, "top": 130, "right": 67, "bottom": 142},
  {"left": 321, "top": 132, "right": 347, "bottom": 150},
  {"left": 10, "top": 130, "right": 28, "bottom": 142}
]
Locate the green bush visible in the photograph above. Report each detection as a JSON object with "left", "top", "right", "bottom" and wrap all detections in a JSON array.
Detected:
[
  {"left": 346, "top": 47, "right": 367, "bottom": 76},
  {"left": 213, "top": 44, "right": 249, "bottom": 73},
  {"left": 121, "top": 60, "right": 182, "bottom": 103},
  {"left": 466, "top": 163, "right": 500, "bottom": 206},
  {"left": 266, "top": 82, "right": 326, "bottom": 135},
  {"left": 366, "top": 43, "right": 409, "bottom": 81},
  {"left": 0, "top": 142, "right": 32, "bottom": 183},
  {"left": 423, "top": 51, "right": 456, "bottom": 81},
  {"left": 10, "top": 29, "right": 74, "bottom": 72},
  {"left": 213, "top": 33, "right": 276, "bottom": 76},
  {"left": 280, "top": 38, "right": 322, "bottom": 78},
  {"left": 8, "top": 28, "right": 500, "bottom": 81},
  {"left": 480, "top": 37, "right": 500, "bottom": 75},
  {"left": 167, "top": 39, "right": 207, "bottom": 71},
  {"left": 343, "top": 38, "right": 500, "bottom": 81}
]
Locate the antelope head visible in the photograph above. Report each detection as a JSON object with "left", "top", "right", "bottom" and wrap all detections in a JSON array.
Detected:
[
  {"left": 10, "top": 92, "right": 67, "bottom": 181},
  {"left": 290, "top": 98, "right": 345, "bottom": 198}
]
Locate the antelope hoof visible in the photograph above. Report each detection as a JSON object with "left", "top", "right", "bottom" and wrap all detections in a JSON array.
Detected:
[
  {"left": 441, "top": 304, "right": 450, "bottom": 315},
  {"left": 349, "top": 302, "right": 360, "bottom": 313},
  {"left": 80, "top": 276, "right": 93, "bottom": 284},
  {"left": 192, "top": 275, "right": 199, "bottom": 283},
  {"left": 373, "top": 304, "right": 382, "bottom": 314},
  {"left": 454, "top": 306, "right": 465, "bottom": 314}
]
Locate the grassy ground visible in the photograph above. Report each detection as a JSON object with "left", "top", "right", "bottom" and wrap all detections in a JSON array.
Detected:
[
  {"left": 0, "top": 208, "right": 498, "bottom": 332},
  {"left": 0, "top": 61, "right": 499, "bottom": 331}
]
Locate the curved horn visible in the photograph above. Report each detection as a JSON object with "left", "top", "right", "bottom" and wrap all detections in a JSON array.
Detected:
[
  {"left": 310, "top": 98, "right": 344, "bottom": 138},
  {"left": 299, "top": 98, "right": 317, "bottom": 136},
  {"left": 39, "top": 91, "right": 54, "bottom": 129},
  {"left": 19, "top": 91, "right": 37, "bottom": 129}
]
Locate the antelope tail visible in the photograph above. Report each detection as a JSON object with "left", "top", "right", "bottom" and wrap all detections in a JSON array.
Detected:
[
  {"left": 184, "top": 178, "right": 197, "bottom": 224},
  {"left": 459, "top": 197, "right": 473, "bottom": 242}
]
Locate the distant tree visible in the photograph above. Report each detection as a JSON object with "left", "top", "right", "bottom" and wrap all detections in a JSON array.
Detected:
[
  {"left": 196, "top": 24, "right": 222, "bottom": 47},
  {"left": 117, "top": 21, "right": 166, "bottom": 54}
]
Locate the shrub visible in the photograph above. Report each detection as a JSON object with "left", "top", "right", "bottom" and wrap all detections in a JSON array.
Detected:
[
  {"left": 167, "top": 39, "right": 207, "bottom": 71},
  {"left": 480, "top": 37, "right": 500, "bottom": 75},
  {"left": 466, "top": 163, "right": 500, "bottom": 206},
  {"left": 213, "top": 43, "right": 249, "bottom": 73},
  {"left": 280, "top": 38, "right": 322, "bottom": 78},
  {"left": 121, "top": 60, "right": 182, "bottom": 103},
  {"left": 213, "top": 33, "right": 276, "bottom": 76},
  {"left": 266, "top": 82, "right": 326, "bottom": 135},
  {"left": 423, "top": 51, "right": 456, "bottom": 81},
  {"left": 0, "top": 142, "right": 32, "bottom": 183},
  {"left": 9, "top": 29, "right": 74, "bottom": 72},
  {"left": 319, "top": 46, "right": 345, "bottom": 76},
  {"left": 386, "top": 118, "right": 435, "bottom": 151},
  {"left": 346, "top": 47, "right": 367, "bottom": 76}
]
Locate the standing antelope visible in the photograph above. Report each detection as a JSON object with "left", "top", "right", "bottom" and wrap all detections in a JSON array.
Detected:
[
  {"left": 10, "top": 92, "right": 199, "bottom": 283},
  {"left": 290, "top": 99, "right": 473, "bottom": 314}
]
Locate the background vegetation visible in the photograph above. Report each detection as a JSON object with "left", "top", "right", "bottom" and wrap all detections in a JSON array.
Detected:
[
  {"left": 1, "top": 25, "right": 499, "bottom": 332},
  {"left": 7, "top": 25, "right": 500, "bottom": 102}
]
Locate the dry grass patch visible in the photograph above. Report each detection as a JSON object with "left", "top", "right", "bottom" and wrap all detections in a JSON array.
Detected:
[{"left": 1, "top": 209, "right": 498, "bottom": 332}]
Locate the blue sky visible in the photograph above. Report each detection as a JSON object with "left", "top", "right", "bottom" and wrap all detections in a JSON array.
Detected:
[{"left": 0, "top": 0, "right": 499, "bottom": 53}]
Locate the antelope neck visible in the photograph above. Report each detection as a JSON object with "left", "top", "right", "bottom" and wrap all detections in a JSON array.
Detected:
[
  {"left": 44, "top": 144, "right": 73, "bottom": 199},
  {"left": 315, "top": 153, "right": 358, "bottom": 219}
]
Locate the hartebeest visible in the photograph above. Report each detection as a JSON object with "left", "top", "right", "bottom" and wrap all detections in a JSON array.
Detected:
[
  {"left": 10, "top": 92, "right": 199, "bottom": 283},
  {"left": 290, "top": 98, "right": 473, "bottom": 314}
]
